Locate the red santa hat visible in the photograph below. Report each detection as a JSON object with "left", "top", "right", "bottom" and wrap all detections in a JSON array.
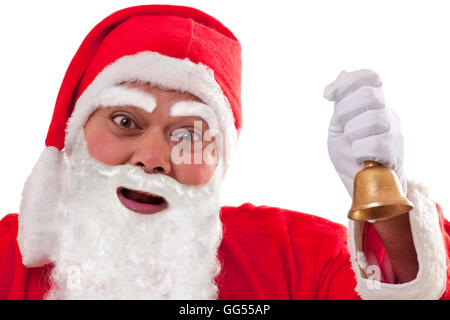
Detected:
[
  {"left": 18, "top": 5, "right": 242, "bottom": 268},
  {"left": 47, "top": 4, "right": 242, "bottom": 153}
]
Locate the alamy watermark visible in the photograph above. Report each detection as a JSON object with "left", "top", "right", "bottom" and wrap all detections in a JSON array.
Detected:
[
  {"left": 170, "top": 120, "right": 230, "bottom": 166},
  {"left": 356, "top": 251, "right": 382, "bottom": 290}
]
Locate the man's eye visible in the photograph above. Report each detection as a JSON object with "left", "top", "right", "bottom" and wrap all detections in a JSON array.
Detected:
[
  {"left": 112, "top": 115, "right": 138, "bottom": 129},
  {"left": 171, "top": 129, "right": 202, "bottom": 143}
]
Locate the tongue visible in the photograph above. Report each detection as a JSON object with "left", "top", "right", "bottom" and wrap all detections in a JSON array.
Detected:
[{"left": 118, "top": 189, "right": 167, "bottom": 214}]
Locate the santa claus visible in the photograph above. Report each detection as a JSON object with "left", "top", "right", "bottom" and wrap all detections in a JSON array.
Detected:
[{"left": 0, "top": 4, "right": 449, "bottom": 300}]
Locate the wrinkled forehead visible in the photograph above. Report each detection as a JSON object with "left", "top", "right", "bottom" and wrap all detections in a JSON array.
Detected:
[{"left": 95, "top": 82, "right": 218, "bottom": 130}]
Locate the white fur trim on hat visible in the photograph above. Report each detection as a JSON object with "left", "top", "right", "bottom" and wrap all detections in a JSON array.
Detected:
[
  {"left": 65, "top": 51, "right": 237, "bottom": 165},
  {"left": 348, "top": 180, "right": 447, "bottom": 299}
]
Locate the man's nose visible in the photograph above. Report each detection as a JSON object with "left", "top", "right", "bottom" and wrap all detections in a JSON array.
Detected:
[{"left": 130, "top": 129, "right": 171, "bottom": 175}]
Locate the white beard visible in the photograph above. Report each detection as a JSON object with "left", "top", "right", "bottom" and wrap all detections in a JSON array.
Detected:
[{"left": 45, "top": 132, "right": 224, "bottom": 300}]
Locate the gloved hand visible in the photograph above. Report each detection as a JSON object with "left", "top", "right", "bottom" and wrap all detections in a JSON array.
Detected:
[{"left": 323, "top": 69, "right": 406, "bottom": 197}]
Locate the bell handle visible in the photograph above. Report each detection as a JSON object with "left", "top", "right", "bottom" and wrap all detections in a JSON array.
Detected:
[{"left": 363, "top": 160, "right": 381, "bottom": 169}]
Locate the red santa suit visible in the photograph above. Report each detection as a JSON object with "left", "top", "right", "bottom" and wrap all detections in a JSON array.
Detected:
[
  {"left": 1, "top": 201, "right": 449, "bottom": 299},
  {"left": 2, "top": 205, "right": 360, "bottom": 299},
  {"left": 1, "top": 5, "right": 450, "bottom": 300},
  {"left": 0, "top": 206, "right": 380, "bottom": 300}
]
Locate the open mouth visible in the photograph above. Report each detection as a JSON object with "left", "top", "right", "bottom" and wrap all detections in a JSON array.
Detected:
[{"left": 117, "top": 187, "right": 168, "bottom": 214}]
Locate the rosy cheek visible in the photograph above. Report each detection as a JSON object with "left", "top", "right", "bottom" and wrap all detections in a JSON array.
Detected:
[
  {"left": 84, "top": 128, "right": 130, "bottom": 165},
  {"left": 172, "top": 163, "right": 216, "bottom": 185}
]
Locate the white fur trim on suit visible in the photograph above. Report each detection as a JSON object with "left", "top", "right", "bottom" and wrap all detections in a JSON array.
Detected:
[
  {"left": 65, "top": 51, "right": 237, "bottom": 165},
  {"left": 17, "top": 147, "right": 65, "bottom": 267},
  {"left": 348, "top": 180, "right": 447, "bottom": 299}
]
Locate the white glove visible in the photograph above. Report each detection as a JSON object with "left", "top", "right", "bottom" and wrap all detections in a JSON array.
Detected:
[{"left": 323, "top": 69, "right": 406, "bottom": 197}]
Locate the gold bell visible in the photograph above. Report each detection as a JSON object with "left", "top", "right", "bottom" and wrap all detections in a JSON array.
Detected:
[{"left": 348, "top": 161, "right": 414, "bottom": 221}]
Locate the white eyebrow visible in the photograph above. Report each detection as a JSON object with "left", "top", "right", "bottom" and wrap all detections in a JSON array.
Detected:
[
  {"left": 170, "top": 100, "right": 218, "bottom": 130},
  {"left": 97, "top": 85, "right": 157, "bottom": 113}
]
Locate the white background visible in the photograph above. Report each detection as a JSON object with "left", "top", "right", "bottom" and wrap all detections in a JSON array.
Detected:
[{"left": 0, "top": 0, "right": 449, "bottom": 225}]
